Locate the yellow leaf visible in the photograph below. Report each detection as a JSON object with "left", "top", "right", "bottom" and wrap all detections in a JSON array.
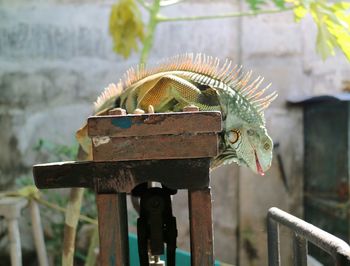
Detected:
[
  {"left": 294, "top": 5, "right": 308, "bottom": 22},
  {"left": 109, "top": 0, "right": 145, "bottom": 58},
  {"left": 309, "top": 1, "right": 350, "bottom": 61}
]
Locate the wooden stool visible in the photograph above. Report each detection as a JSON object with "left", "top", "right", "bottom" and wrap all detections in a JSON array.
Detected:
[
  {"left": 33, "top": 110, "right": 221, "bottom": 266},
  {"left": 0, "top": 197, "right": 48, "bottom": 266}
]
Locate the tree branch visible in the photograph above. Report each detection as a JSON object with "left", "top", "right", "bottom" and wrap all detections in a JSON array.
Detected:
[
  {"left": 157, "top": 6, "right": 296, "bottom": 22},
  {"left": 136, "top": 0, "right": 151, "bottom": 11},
  {"left": 140, "top": 0, "right": 162, "bottom": 64}
]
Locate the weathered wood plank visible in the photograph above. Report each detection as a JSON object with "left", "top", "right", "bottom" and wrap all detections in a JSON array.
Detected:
[
  {"left": 96, "top": 193, "right": 129, "bottom": 266},
  {"left": 33, "top": 161, "right": 95, "bottom": 189},
  {"left": 92, "top": 134, "right": 218, "bottom": 161},
  {"left": 188, "top": 188, "right": 214, "bottom": 266},
  {"left": 88, "top": 111, "right": 222, "bottom": 137},
  {"left": 33, "top": 159, "right": 211, "bottom": 192}
]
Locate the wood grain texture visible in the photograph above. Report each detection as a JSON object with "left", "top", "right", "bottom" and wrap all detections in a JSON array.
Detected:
[
  {"left": 96, "top": 194, "right": 129, "bottom": 266},
  {"left": 92, "top": 134, "right": 218, "bottom": 161},
  {"left": 188, "top": 188, "right": 214, "bottom": 266},
  {"left": 33, "top": 161, "right": 95, "bottom": 189},
  {"left": 33, "top": 159, "right": 211, "bottom": 192},
  {"left": 88, "top": 111, "right": 222, "bottom": 137},
  {"left": 33, "top": 110, "right": 219, "bottom": 266}
]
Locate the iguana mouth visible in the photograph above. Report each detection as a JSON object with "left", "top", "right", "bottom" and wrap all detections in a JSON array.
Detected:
[{"left": 254, "top": 150, "right": 265, "bottom": 176}]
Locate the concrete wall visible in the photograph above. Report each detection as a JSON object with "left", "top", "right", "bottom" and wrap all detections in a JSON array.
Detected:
[{"left": 0, "top": 0, "right": 349, "bottom": 264}]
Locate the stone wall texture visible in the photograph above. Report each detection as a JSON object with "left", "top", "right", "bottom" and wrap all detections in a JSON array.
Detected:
[{"left": 1, "top": 0, "right": 349, "bottom": 265}]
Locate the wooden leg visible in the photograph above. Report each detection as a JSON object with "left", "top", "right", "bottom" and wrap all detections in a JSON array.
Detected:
[
  {"left": 0, "top": 198, "right": 27, "bottom": 266},
  {"left": 8, "top": 218, "right": 22, "bottom": 266},
  {"left": 96, "top": 193, "right": 129, "bottom": 266},
  {"left": 188, "top": 188, "right": 214, "bottom": 266},
  {"left": 29, "top": 200, "right": 49, "bottom": 266}
]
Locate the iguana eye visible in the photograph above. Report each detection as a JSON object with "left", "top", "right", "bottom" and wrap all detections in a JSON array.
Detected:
[
  {"left": 228, "top": 129, "right": 240, "bottom": 144},
  {"left": 264, "top": 142, "right": 271, "bottom": 150}
]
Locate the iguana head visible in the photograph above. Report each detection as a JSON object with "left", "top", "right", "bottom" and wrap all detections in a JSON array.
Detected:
[
  {"left": 214, "top": 123, "right": 273, "bottom": 175},
  {"left": 211, "top": 75, "right": 276, "bottom": 175}
]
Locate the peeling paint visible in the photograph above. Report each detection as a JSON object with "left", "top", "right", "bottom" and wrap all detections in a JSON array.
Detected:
[
  {"left": 92, "top": 136, "right": 111, "bottom": 147},
  {"left": 111, "top": 117, "right": 132, "bottom": 128}
]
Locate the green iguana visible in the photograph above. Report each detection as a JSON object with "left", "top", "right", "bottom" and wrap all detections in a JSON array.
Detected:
[
  {"left": 63, "top": 54, "right": 277, "bottom": 265},
  {"left": 76, "top": 53, "right": 277, "bottom": 175}
]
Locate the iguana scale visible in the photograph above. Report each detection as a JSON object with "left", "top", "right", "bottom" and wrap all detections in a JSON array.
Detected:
[{"left": 77, "top": 53, "right": 277, "bottom": 175}]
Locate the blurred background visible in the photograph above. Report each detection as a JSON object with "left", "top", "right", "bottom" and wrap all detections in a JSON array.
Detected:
[{"left": 0, "top": 0, "right": 349, "bottom": 265}]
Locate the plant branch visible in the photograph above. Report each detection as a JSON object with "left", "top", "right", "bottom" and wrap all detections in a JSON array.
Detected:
[
  {"left": 85, "top": 227, "right": 99, "bottom": 266},
  {"left": 136, "top": 0, "right": 151, "bottom": 11},
  {"left": 36, "top": 197, "right": 97, "bottom": 225},
  {"left": 157, "top": 6, "right": 296, "bottom": 22},
  {"left": 160, "top": 0, "right": 185, "bottom": 7},
  {"left": 140, "top": 0, "right": 162, "bottom": 64}
]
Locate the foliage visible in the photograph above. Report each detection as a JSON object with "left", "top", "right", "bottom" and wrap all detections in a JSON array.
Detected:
[
  {"left": 14, "top": 139, "right": 138, "bottom": 265},
  {"left": 42, "top": 191, "right": 69, "bottom": 265},
  {"left": 109, "top": 0, "right": 145, "bottom": 58},
  {"left": 35, "top": 140, "right": 94, "bottom": 264},
  {"left": 290, "top": 0, "right": 350, "bottom": 60},
  {"left": 15, "top": 175, "right": 70, "bottom": 265},
  {"left": 245, "top": 0, "right": 285, "bottom": 10},
  {"left": 34, "top": 138, "right": 78, "bottom": 162},
  {"left": 109, "top": 0, "right": 350, "bottom": 63},
  {"left": 245, "top": 0, "right": 267, "bottom": 10},
  {"left": 15, "top": 140, "right": 97, "bottom": 265}
]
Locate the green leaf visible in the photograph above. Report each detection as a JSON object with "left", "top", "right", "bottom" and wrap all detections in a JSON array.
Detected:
[
  {"left": 293, "top": 0, "right": 350, "bottom": 61},
  {"left": 245, "top": 0, "right": 266, "bottom": 11},
  {"left": 109, "top": 0, "right": 145, "bottom": 58},
  {"left": 272, "top": 0, "right": 285, "bottom": 9},
  {"left": 316, "top": 23, "right": 335, "bottom": 60},
  {"left": 244, "top": 0, "right": 284, "bottom": 9},
  {"left": 317, "top": 2, "right": 350, "bottom": 61}
]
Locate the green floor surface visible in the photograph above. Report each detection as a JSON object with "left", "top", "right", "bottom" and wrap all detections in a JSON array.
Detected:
[{"left": 128, "top": 233, "right": 221, "bottom": 266}]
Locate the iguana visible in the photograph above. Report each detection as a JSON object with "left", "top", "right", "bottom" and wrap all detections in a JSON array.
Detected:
[
  {"left": 77, "top": 53, "right": 277, "bottom": 175},
  {"left": 63, "top": 54, "right": 277, "bottom": 265}
]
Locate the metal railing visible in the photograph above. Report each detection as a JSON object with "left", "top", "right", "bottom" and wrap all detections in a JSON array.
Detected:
[{"left": 267, "top": 207, "right": 350, "bottom": 266}]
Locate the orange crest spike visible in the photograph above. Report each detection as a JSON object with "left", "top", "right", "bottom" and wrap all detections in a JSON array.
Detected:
[{"left": 93, "top": 53, "right": 277, "bottom": 120}]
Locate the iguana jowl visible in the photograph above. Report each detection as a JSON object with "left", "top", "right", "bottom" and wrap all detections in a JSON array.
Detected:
[{"left": 77, "top": 53, "right": 277, "bottom": 175}]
